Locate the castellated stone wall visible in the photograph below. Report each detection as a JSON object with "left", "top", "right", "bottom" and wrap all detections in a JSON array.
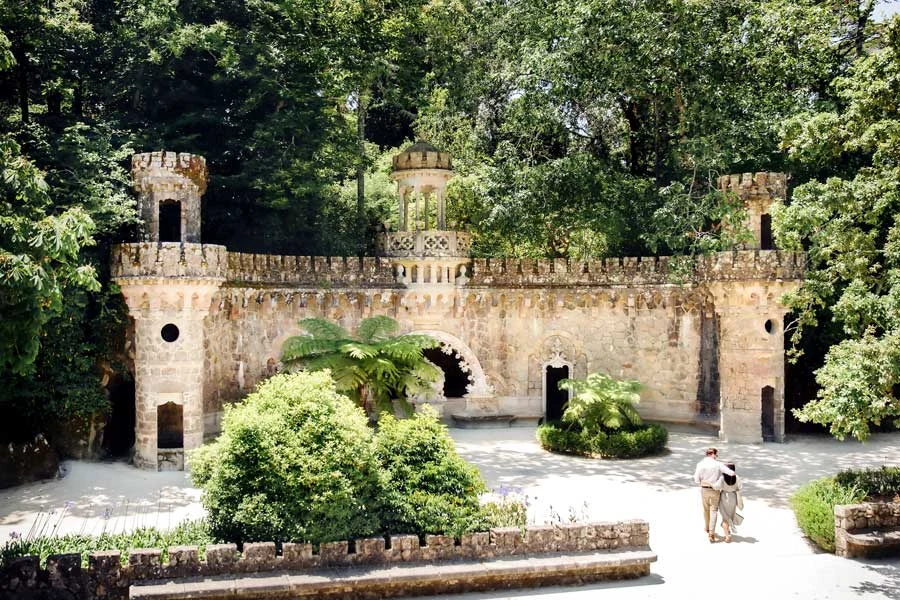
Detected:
[{"left": 197, "top": 249, "right": 802, "bottom": 439}]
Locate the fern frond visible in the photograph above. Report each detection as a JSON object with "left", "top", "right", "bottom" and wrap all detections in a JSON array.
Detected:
[
  {"left": 357, "top": 315, "right": 399, "bottom": 342},
  {"left": 298, "top": 318, "right": 349, "bottom": 341},
  {"left": 342, "top": 342, "right": 378, "bottom": 359}
]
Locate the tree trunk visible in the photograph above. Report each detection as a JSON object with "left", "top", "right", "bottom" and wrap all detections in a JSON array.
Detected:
[
  {"left": 12, "top": 41, "right": 28, "bottom": 124},
  {"left": 356, "top": 92, "right": 367, "bottom": 257}
]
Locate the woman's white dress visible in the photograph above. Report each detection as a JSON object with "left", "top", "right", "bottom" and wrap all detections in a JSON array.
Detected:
[{"left": 719, "top": 477, "right": 743, "bottom": 528}]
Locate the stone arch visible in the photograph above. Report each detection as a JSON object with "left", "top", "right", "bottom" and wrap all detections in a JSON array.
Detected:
[{"left": 409, "top": 330, "right": 491, "bottom": 396}]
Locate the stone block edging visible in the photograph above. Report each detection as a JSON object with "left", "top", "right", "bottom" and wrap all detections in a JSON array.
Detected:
[
  {"left": 834, "top": 501, "right": 900, "bottom": 558},
  {"left": 0, "top": 521, "right": 652, "bottom": 600}
]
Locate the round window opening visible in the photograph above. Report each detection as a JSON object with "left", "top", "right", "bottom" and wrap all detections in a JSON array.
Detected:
[
  {"left": 161, "top": 323, "right": 180, "bottom": 343},
  {"left": 764, "top": 319, "right": 775, "bottom": 334}
]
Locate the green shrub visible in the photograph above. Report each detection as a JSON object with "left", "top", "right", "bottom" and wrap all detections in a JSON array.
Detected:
[
  {"left": 375, "top": 408, "right": 487, "bottom": 536},
  {"left": 790, "top": 477, "right": 866, "bottom": 552},
  {"left": 591, "top": 424, "right": 668, "bottom": 458},
  {"left": 536, "top": 422, "right": 588, "bottom": 454},
  {"left": 191, "top": 371, "right": 386, "bottom": 544},
  {"left": 0, "top": 520, "right": 212, "bottom": 568},
  {"left": 537, "top": 421, "right": 667, "bottom": 459},
  {"left": 834, "top": 466, "right": 900, "bottom": 499}
]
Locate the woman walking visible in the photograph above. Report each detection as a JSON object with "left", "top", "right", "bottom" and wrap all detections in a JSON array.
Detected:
[{"left": 718, "top": 462, "right": 743, "bottom": 542}]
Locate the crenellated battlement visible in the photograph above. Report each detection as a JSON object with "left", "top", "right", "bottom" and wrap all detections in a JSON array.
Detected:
[
  {"left": 468, "top": 250, "right": 804, "bottom": 287},
  {"left": 131, "top": 151, "right": 208, "bottom": 195},
  {"left": 718, "top": 172, "right": 786, "bottom": 202},
  {"left": 111, "top": 242, "right": 228, "bottom": 281},
  {"left": 111, "top": 246, "right": 804, "bottom": 289},
  {"left": 226, "top": 252, "right": 398, "bottom": 287}
]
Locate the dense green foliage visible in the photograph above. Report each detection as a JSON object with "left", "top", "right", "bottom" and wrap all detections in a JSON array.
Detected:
[
  {"left": 192, "top": 371, "right": 516, "bottom": 544},
  {"left": 1, "top": 1, "right": 898, "bottom": 443},
  {"left": 0, "top": 520, "right": 213, "bottom": 568},
  {"left": 281, "top": 316, "right": 440, "bottom": 417},
  {"left": 775, "top": 17, "right": 900, "bottom": 439},
  {"left": 791, "top": 477, "right": 866, "bottom": 552},
  {"left": 834, "top": 466, "right": 900, "bottom": 499},
  {"left": 191, "top": 371, "right": 386, "bottom": 544},
  {"left": 376, "top": 409, "right": 487, "bottom": 536},
  {"left": 537, "top": 421, "right": 668, "bottom": 459}
]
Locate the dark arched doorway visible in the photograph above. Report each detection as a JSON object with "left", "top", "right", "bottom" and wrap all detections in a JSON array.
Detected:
[
  {"left": 102, "top": 376, "right": 135, "bottom": 458},
  {"left": 760, "top": 214, "right": 774, "bottom": 250},
  {"left": 424, "top": 347, "right": 469, "bottom": 398},
  {"left": 157, "top": 402, "right": 184, "bottom": 449},
  {"left": 761, "top": 386, "right": 776, "bottom": 441},
  {"left": 545, "top": 365, "right": 570, "bottom": 422},
  {"left": 159, "top": 200, "right": 181, "bottom": 242}
]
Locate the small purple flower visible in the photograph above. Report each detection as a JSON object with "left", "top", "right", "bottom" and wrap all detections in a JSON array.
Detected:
[
  {"left": 102, "top": 508, "right": 112, "bottom": 520},
  {"left": 8, "top": 531, "right": 20, "bottom": 540},
  {"left": 64, "top": 501, "right": 75, "bottom": 509}
]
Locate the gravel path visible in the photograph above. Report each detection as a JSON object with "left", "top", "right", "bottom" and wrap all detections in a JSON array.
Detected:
[{"left": 1, "top": 428, "right": 898, "bottom": 599}]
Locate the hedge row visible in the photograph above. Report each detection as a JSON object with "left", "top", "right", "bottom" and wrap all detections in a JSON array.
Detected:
[{"left": 536, "top": 422, "right": 668, "bottom": 459}]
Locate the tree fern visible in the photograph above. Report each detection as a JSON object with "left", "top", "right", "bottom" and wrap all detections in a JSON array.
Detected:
[
  {"left": 280, "top": 316, "right": 440, "bottom": 420},
  {"left": 559, "top": 373, "right": 643, "bottom": 432},
  {"left": 357, "top": 315, "right": 399, "bottom": 343}
]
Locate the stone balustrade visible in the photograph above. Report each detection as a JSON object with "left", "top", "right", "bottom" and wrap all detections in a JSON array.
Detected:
[
  {"left": 834, "top": 502, "right": 900, "bottom": 558},
  {"left": 380, "top": 230, "right": 473, "bottom": 258},
  {"left": 0, "top": 521, "right": 652, "bottom": 600},
  {"left": 111, "top": 243, "right": 228, "bottom": 281}
]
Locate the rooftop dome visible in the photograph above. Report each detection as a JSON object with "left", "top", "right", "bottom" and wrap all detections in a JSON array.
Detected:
[
  {"left": 402, "top": 140, "right": 441, "bottom": 154},
  {"left": 392, "top": 140, "right": 452, "bottom": 172}
]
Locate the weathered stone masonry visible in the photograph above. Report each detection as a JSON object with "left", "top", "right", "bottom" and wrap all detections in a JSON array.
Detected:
[{"left": 113, "top": 150, "right": 802, "bottom": 470}]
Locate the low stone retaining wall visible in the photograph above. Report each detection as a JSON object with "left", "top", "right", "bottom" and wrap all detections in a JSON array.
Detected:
[
  {"left": 834, "top": 502, "right": 900, "bottom": 558},
  {"left": 0, "top": 521, "right": 655, "bottom": 600}
]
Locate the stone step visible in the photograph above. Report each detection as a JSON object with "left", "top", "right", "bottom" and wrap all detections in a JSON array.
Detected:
[{"left": 131, "top": 549, "right": 657, "bottom": 600}]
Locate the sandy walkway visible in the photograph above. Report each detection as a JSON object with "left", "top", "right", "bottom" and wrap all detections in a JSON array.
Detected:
[{"left": 1, "top": 428, "right": 898, "bottom": 599}]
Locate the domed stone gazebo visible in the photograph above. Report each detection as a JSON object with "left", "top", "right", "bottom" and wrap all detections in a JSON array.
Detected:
[
  {"left": 381, "top": 141, "right": 471, "bottom": 285},
  {"left": 391, "top": 140, "right": 453, "bottom": 230}
]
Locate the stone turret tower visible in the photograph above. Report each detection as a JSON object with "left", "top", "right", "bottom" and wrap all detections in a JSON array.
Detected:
[
  {"left": 719, "top": 172, "right": 786, "bottom": 250},
  {"left": 133, "top": 151, "right": 208, "bottom": 243},
  {"left": 112, "top": 152, "right": 226, "bottom": 470},
  {"left": 709, "top": 172, "right": 793, "bottom": 443},
  {"left": 381, "top": 141, "right": 471, "bottom": 286}
]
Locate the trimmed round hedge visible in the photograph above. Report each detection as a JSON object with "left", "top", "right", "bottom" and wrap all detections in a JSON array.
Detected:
[{"left": 536, "top": 421, "right": 667, "bottom": 458}]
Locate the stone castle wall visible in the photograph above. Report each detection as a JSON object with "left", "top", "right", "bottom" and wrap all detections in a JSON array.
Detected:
[
  {"left": 192, "top": 249, "right": 802, "bottom": 435},
  {"left": 112, "top": 159, "right": 803, "bottom": 469}
]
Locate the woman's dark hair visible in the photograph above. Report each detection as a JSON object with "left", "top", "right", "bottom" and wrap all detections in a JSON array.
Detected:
[{"left": 723, "top": 463, "right": 737, "bottom": 486}]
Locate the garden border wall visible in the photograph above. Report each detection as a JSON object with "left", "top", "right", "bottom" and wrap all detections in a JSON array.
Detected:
[{"left": 0, "top": 521, "right": 654, "bottom": 599}]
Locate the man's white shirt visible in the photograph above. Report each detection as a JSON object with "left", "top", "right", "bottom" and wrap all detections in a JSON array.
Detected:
[{"left": 693, "top": 456, "right": 735, "bottom": 487}]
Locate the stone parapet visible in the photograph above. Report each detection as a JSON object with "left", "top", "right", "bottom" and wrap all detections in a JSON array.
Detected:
[
  {"left": 132, "top": 152, "right": 207, "bottom": 195},
  {"left": 112, "top": 243, "right": 228, "bottom": 281},
  {"left": 0, "top": 521, "right": 653, "bottom": 600},
  {"left": 226, "top": 253, "right": 397, "bottom": 287},
  {"left": 717, "top": 172, "right": 787, "bottom": 200},
  {"left": 468, "top": 251, "right": 804, "bottom": 287}
]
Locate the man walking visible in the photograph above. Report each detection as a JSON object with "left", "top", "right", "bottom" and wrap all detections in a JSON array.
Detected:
[{"left": 693, "top": 448, "right": 735, "bottom": 542}]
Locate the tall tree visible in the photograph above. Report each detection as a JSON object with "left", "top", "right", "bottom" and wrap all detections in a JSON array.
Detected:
[{"left": 774, "top": 16, "right": 900, "bottom": 440}]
